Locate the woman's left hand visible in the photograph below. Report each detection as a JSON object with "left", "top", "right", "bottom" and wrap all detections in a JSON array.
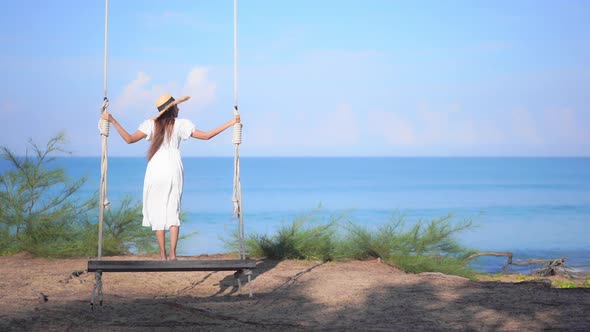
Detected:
[{"left": 101, "top": 111, "right": 113, "bottom": 122}]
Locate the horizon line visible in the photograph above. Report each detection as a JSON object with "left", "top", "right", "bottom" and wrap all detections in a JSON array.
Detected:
[{"left": 48, "top": 155, "right": 590, "bottom": 158}]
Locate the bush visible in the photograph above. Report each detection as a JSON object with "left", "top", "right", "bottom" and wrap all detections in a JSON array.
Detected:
[
  {"left": 386, "top": 254, "right": 476, "bottom": 279},
  {"left": 0, "top": 133, "right": 92, "bottom": 256},
  {"left": 229, "top": 208, "right": 339, "bottom": 261},
  {"left": 233, "top": 208, "right": 477, "bottom": 278},
  {"left": 78, "top": 196, "right": 157, "bottom": 257},
  {"left": 335, "top": 214, "right": 473, "bottom": 257},
  {"left": 0, "top": 134, "right": 155, "bottom": 257},
  {"left": 333, "top": 219, "right": 405, "bottom": 260},
  {"left": 334, "top": 214, "right": 476, "bottom": 278}
]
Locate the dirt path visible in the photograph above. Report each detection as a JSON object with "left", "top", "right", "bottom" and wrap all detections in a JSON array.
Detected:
[{"left": 1, "top": 253, "right": 588, "bottom": 331}]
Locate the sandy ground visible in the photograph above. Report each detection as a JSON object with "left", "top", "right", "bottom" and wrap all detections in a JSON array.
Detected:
[{"left": 0, "top": 253, "right": 589, "bottom": 331}]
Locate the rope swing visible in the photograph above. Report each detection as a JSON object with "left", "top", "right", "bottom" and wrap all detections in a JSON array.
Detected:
[
  {"left": 88, "top": 0, "right": 256, "bottom": 310},
  {"left": 91, "top": 2, "right": 253, "bottom": 307},
  {"left": 95, "top": 0, "right": 246, "bottom": 260}
]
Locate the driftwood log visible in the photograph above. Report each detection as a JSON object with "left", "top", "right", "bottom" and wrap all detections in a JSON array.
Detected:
[{"left": 465, "top": 252, "right": 572, "bottom": 277}]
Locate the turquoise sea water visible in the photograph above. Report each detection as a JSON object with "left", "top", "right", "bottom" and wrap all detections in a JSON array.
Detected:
[{"left": 4, "top": 157, "right": 590, "bottom": 273}]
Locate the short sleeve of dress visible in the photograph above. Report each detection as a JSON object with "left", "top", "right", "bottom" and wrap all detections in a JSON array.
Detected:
[
  {"left": 177, "top": 119, "right": 195, "bottom": 140},
  {"left": 138, "top": 119, "right": 155, "bottom": 141}
]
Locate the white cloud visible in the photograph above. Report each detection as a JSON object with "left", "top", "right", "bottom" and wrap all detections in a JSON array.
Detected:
[
  {"left": 417, "top": 102, "right": 450, "bottom": 143},
  {"left": 367, "top": 110, "right": 416, "bottom": 145},
  {"left": 103, "top": 52, "right": 588, "bottom": 157},
  {"left": 542, "top": 108, "right": 590, "bottom": 142},
  {"left": 242, "top": 111, "right": 280, "bottom": 147},
  {"left": 111, "top": 72, "right": 162, "bottom": 114},
  {"left": 242, "top": 102, "right": 360, "bottom": 154},
  {"left": 510, "top": 108, "right": 542, "bottom": 144},
  {"left": 111, "top": 67, "right": 216, "bottom": 119},
  {"left": 366, "top": 104, "right": 529, "bottom": 149},
  {"left": 181, "top": 67, "right": 217, "bottom": 111},
  {"left": 363, "top": 103, "right": 590, "bottom": 156},
  {"left": 318, "top": 103, "right": 359, "bottom": 145},
  {"left": 471, "top": 121, "right": 508, "bottom": 145},
  {"left": 288, "top": 103, "right": 360, "bottom": 147}
]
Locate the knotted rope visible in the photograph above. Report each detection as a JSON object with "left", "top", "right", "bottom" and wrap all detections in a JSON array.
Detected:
[
  {"left": 98, "top": 99, "right": 110, "bottom": 136},
  {"left": 98, "top": 97, "right": 110, "bottom": 210},
  {"left": 231, "top": 106, "right": 242, "bottom": 219}
]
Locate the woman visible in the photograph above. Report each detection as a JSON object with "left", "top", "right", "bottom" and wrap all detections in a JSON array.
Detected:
[{"left": 101, "top": 93, "right": 240, "bottom": 260}]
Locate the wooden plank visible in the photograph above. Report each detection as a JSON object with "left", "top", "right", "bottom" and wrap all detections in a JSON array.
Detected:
[{"left": 88, "top": 259, "right": 256, "bottom": 272}]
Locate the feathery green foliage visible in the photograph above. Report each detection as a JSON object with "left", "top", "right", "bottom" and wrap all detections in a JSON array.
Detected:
[
  {"left": 0, "top": 134, "right": 155, "bottom": 257},
  {"left": 239, "top": 209, "right": 477, "bottom": 278},
  {"left": 334, "top": 214, "right": 476, "bottom": 278},
  {"left": 333, "top": 219, "right": 405, "bottom": 260},
  {"left": 227, "top": 208, "right": 339, "bottom": 261},
  {"left": 386, "top": 254, "right": 476, "bottom": 279},
  {"left": 334, "top": 214, "right": 473, "bottom": 258},
  {"left": 78, "top": 196, "right": 157, "bottom": 257},
  {"left": 0, "top": 133, "right": 93, "bottom": 256}
]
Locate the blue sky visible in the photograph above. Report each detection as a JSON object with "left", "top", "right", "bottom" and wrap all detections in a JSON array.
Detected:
[{"left": 1, "top": 0, "right": 588, "bottom": 157}]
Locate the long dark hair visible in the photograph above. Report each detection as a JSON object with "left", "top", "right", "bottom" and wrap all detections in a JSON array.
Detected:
[{"left": 147, "top": 106, "right": 177, "bottom": 161}]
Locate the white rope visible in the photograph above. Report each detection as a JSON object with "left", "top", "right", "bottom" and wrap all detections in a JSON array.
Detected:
[
  {"left": 233, "top": 0, "right": 239, "bottom": 109},
  {"left": 232, "top": 0, "right": 246, "bottom": 260},
  {"left": 97, "top": 0, "right": 110, "bottom": 260},
  {"left": 103, "top": 0, "right": 109, "bottom": 98},
  {"left": 99, "top": 100, "right": 110, "bottom": 215},
  {"left": 232, "top": 124, "right": 244, "bottom": 259},
  {"left": 232, "top": 138, "right": 242, "bottom": 215}
]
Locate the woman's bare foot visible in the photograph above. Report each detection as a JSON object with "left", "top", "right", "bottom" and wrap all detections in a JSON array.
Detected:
[{"left": 169, "top": 255, "right": 177, "bottom": 261}]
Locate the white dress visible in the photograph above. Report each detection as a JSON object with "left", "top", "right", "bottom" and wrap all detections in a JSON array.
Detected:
[{"left": 138, "top": 118, "right": 195, "bottom": 230}]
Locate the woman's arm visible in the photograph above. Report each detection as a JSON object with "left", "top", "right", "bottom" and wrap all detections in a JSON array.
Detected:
[
  {"left": 102, "top": 112, "right": 146, "bottom": 144},
  {"left": 191, "top": 116, "right": 240, "bottom": 140}
]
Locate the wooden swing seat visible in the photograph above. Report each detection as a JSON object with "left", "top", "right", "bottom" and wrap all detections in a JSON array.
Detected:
[{"left": 88, "top": 259, "right": 256, "bottom": 273}]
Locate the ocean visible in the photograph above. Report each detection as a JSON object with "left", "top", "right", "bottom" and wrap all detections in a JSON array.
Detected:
[{"left": 5, "top": 157, "right": 590, "bottom": 273}]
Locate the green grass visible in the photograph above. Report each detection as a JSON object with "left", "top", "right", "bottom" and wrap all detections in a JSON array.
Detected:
[
  {"left": 551, "top": 280, "right": 579, "bottom": 288},
  {"left": 516, "top": 274, "right": 534, "bottom": 282},
  {"left": 551, "top": 275, "right": 590, "bottom": 288}
]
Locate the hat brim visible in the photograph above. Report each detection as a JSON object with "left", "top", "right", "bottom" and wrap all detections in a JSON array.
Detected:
[{"left": 154, "top": 96, "right": 190, "bottom": 119}]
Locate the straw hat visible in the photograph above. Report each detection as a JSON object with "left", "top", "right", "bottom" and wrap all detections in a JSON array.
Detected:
[{"left": 154, "top": 93, "right": 190, "bottom": 119}]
